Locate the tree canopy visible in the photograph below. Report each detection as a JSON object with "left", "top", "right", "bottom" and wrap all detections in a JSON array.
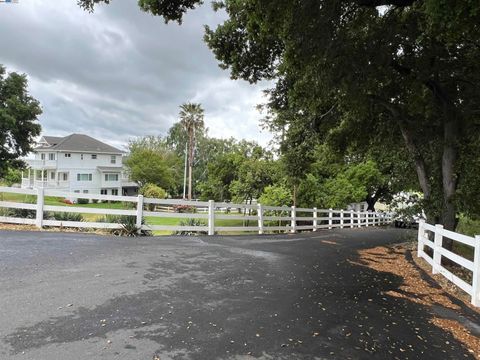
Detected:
[
  {"left": 78, "top": 0, "right": 480, "bottom": 231},
  {"left": 0, "top": 65, "right": 42, "bottom": 178}
]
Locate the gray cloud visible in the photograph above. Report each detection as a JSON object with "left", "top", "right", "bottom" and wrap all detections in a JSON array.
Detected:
[{"left": 0, "top": 0, "right": 273, "bottom": 150}]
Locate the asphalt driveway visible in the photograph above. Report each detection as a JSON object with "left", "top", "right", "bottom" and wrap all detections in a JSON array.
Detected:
[{"left": 0, "top": 228, "right": 476, "bottom": 359}]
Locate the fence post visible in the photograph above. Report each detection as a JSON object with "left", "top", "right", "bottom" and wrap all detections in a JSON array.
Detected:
[
  {"left": 357, "top": 211, "right": 361, "bottom": 227},
  {"left": 340, "top": 210, "right": 344, "bottom": 229},
  {"left": 328, "top": 208, "right": 333, "bottom": 229},
  {"left": 472, "top": 235, "right": 480, "bottom": 306},
  {"left": 313, "top": 207, "right": 318, "bottom": 232},
  {"left": 417, "top": 221, "right": 425, "bottom": 258},
  {"left": 136, "top": 195, "right": 144, "bottom": 234},
  {"left": 35, "top": 187, "right": 44, "bottom": 228},
  {"left": 208, "top": 200, "right": 215, "bottom": 236},
  {"left": 258, "top": 203, "right": 264, "bottom": 235},
  {"left": 432, "top": 224, "right": 443, "bottom": 274},
  {"left": 291, "top": 206, "right": 296, "bottom": 233},
  {"left": 350, "top": 210, "right": 354, "bottom": 228},
  {"left": 366, "top": 211, "right": 370, "bottom": 227}
]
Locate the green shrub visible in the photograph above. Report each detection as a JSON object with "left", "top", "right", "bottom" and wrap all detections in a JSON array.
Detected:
[
  {"left": 2, "top": 207, "right": 36, "bottom": 219},
  {"left": 141, "top": 183, "right": 167, "bottom": 211},
  {"left": 92, "top": 199, "right": 99, "bottom": 204},
  {"left": 100, "top": 215, "right": 152, "bottom": 237},
  {"left": 77, "top": 198, "right": 89, "bottom": 205},
  {"left": 174, "top": 218, "right": 208, "bottom": 236},
  {"left": 174, "top": 205, "right": 197, "bottom": 213},
  {"left": 45, "top": 212, "right": 84, "bottom": 222}
]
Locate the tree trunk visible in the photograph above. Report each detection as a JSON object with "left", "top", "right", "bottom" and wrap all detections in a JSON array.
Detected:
[
  {"left": 366, "top": 196, "right": 376, "bottom": 212},
  {"left": 424, "top": 79, "right": 460, "bottom": 250},
  {"left": 187, "top": 129, "right": 194, "bottom": 200},
  {"left": 373, "top": 98, "right": 432, "bottom": 208},
  {"left": 439, "top": 112, "right": 460, "bottom": 251},
  {"left": 398, "top": 122, "right": 431, "bottom": 202}
]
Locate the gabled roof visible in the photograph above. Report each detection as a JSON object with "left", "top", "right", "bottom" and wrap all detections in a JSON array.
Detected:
[
  {"left": 36, "top": 134, "right": 124, "bottom": 154},
  {"left": 41, "top": 136, "right": 63, "bottom": 146}
]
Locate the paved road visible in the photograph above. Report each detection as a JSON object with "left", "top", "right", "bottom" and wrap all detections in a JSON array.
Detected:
[{"left": 0, "top": 228, "right": 475, "bottom": 359}]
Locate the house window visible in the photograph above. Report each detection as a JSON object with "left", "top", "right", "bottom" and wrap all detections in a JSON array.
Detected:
[
  {"left": 74, "top": 190, "right": 80, "bottom": 193},
  {"left": 104, "top": 173, "right": 119, "bottom": 182},
  {"left": 49, "top": 153, "right": 55, "bottom": 161},
  {"left": 62, "top": 173, "right": 68, "bottom": 181},
  {"left": 111, "top": 189, "right": 119, "bottom": 196},
  {"left": 91, "top": 154, "right": 97, "bottom": 159},
  {"left": 100, "top": 189, "right": 107, "bottom": 195},
  {"left": 50, "top": 172, "right": 55, "bottom": 180},
  {"left": 110, "top": 155, "right": 116, "bottom": 164},
  {"left": 77, "top": 174, "right": 93, "bottom": 181},
  {"left": 65, "top": 153, "right": 71, "bottom": 158},
  {"left": 41, "top": 153, "right": 45, "bottom": 160},
  {"left": 83, "top": 190, "right": 89, "bottom": 194},
  {"left": 81, "top": 154, "right": 84, "bottom": 160}
]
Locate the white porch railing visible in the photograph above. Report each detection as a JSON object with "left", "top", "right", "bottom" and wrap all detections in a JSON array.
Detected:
[
  {"left": 0, "top": 186, "right": 392, "bottom": 235},
  {"left": 21, "top": 179, "right": 69, "bottom": 189},
  {"left": 417, "top": 220, "right": 480, "bottom": 306},
  {"left": 25, "top": 159, "right": 57, "bottom": 169}
]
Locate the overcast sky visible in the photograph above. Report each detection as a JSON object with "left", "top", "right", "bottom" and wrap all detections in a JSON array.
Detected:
[{"left": 0, "top": 0, "right": 273, "bottom": 150}]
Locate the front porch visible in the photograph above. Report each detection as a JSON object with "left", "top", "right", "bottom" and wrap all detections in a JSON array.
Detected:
[{"left": 21, "top": 168, "right": 69, "bottom": 190}]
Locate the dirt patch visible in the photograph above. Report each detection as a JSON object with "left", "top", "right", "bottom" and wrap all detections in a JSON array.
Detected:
[{"left": 352, "top": 244, "right": 480, "bottom": 358}]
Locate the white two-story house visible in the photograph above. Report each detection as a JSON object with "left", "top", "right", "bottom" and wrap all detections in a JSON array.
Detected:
[{"left": 21, "top": 134, "right": 135, "bottom": 196}]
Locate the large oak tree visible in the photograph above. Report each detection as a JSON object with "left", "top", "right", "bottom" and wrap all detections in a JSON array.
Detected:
[{"left": 78, "top": 1, "right": 480, "bottom": 233}]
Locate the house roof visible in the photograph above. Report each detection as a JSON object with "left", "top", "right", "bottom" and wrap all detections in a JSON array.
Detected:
[
  {"left": 36, "top": 134, "right": 124, "bottom": 154},
  {"left": 42, "top": 136, "right": 63, "bottom": 146}
]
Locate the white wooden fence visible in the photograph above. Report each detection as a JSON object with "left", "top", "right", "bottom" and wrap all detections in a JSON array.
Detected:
[
  {"left": 0, "top": 186, "right": 392, "bottom": 235},
  {"left": 417, "top": 220, "right": 480, "bottom": 306}
]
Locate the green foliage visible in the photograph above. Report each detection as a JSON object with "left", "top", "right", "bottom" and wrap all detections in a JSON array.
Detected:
[
  {"left": 141, "top": 183, "right": 167, "bottom": 199},
  {"left": 0, "top": 65, "right": 42, "bottom": 178},
  {"left": 77, "top": 198, "right": 89, "bottom": 205},
  {"left": 2, "top": 168, "right": 22, "bottom": 186},
  {"left": 174, "top": 218, "right": 208, "bottom": 236},
  {"left": 78, "top": 0, "right": 202, "bottom": 23},
  {"left": 141, "top": 183, "right": 167, "bottom": 211},
  {"left": 45, "top": 212, "right": 84, "bottom": 222},
  {"left": 125, "top": 139, "right": 180, "bottom": 192},
  {"left": 1, "top": 207, "right": 36, "bottom": 219},
  {"left": 322, "top": 176, "right": 366, "bottom": 210},
  {"left": 258, "top": 185, "right": 291, "bottom": 207},
  {"left": 456, "top": 215, "right": 480, "bottom": 238},
  {"left": 179, "top": 102, "right": 205, "bottom": 200},
  {"left": 102, "top": 215, "right": 152, "bottom": 237}
]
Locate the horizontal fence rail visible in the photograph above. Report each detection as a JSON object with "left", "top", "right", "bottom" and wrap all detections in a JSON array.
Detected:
[
  {"left": 0, "top": 186, "right": 392, "bottom": 236},
  {"left": 417, "top": 220, "right": 480, "bottom": 306}
]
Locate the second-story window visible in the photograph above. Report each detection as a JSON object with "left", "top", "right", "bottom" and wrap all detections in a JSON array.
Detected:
[
  {"left": 49, "top": 153, "right": 55, "bottom": 161},
  {"left": 41, "top": 153, "right": 45, "bottom": 160},
  {"left": 105, "top": 174, "right": 119, "bottom": 181},
  {"left": 65, "top": 153, "right": 71, "bottom": 158},
  {"left": 111, "top": 155, "right": 116, "bottom": 164},
  {"left": 91, "top": 154, "right": 97, "bottom": 159},
  {"left": 77, "top": 174, "right": 93, "bottom": 181},
  {"left": 81, "top": 154, "right": 84, "bottom": 160}
]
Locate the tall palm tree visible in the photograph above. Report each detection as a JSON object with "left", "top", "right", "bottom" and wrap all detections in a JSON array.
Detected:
[{"left": 179, "top": 102, "right": 204, "bottom": 200}]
